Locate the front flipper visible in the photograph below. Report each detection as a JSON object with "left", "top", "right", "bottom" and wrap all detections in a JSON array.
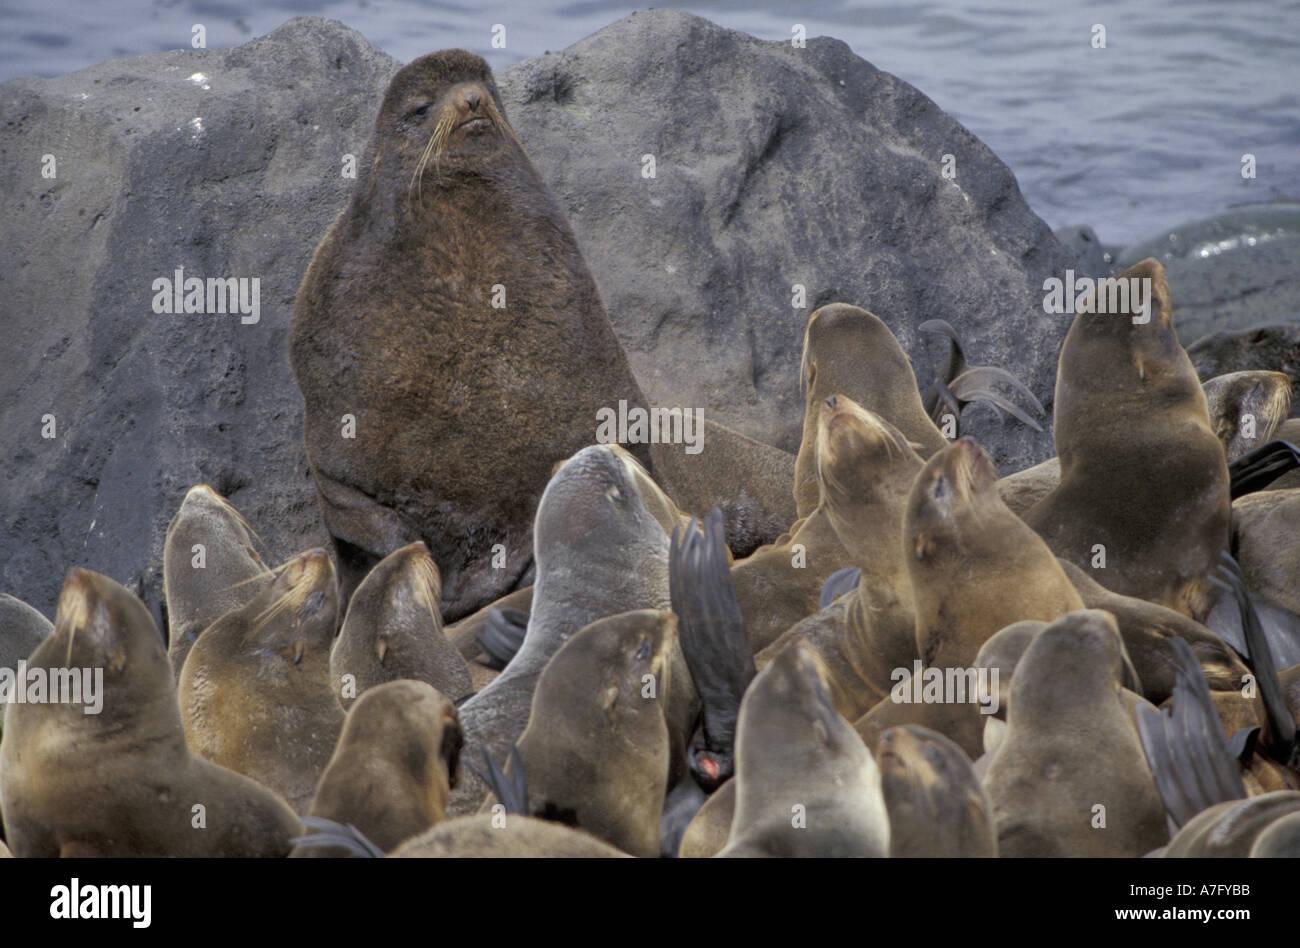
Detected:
[
  {"left": 1135, "top": 637, "right": 1247, "bottom": 829},
  {"left": 1228, "top": 440, "right": 1300, "bottom": 498},
  {"left": 291, "top": 816, "right": 385, "bottom": 858},
  {"left": 475, "top": 607, "right": 529, "bottom": 671},
  {"left": 469, "top": 744, "right": 529, "bottom": 815},
  {"left": 919, "top": 319, "right": 1046, "bottom": 433}
]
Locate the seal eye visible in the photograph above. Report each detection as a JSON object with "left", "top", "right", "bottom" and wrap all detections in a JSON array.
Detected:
[
  {"left": 407, "top": 102, "right": 432, "bottom": 122},
  {"left": 635, "top": 638, "right": 651, "bottom": 660},
  {"left": 933, "top": 476, "right": 947, "bottom": 499}
]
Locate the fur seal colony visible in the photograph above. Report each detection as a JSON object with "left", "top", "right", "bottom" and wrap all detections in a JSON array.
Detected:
[{"left": 3, "top": 44, "right": 1300, "bottom": 863}]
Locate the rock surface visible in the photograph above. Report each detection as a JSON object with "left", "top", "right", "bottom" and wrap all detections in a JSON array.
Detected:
[{"left": 0, "top": 11, "right": 1076, "bottom": 620}]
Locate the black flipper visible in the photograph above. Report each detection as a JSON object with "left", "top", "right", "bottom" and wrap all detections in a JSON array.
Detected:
[
  {"left": 819, "top": 566, "right": 862, "bottom": 609},
  {"left": 468, "top": 744, "right": 529, "bottom": 815},
  {"left": 475, "top": 607, "right": 529, "bottom": 670},
  {"left": 670, "top": 507, "right": 756, "bottom": 793},
  {"left": 919, "top": 319, "right": 1045, "bottom": 432},
  {"left": 1135, "top": 637, "right": 1248, "bottom": 829},
  {"left": 1228, "top": 440, "right": 1300, "bottom": 498},
  {"left": 291, "top": 816, "right": 385, "bottom": 858},
  {"left": 1210, "top": 554, "right": 1298, "bottom": 767}
]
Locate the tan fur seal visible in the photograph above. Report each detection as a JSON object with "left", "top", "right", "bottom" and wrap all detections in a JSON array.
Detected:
[
  {"left": 1232, "top": 489, "right": 1300, "bottom": 617},
  {"left": 502, "top": 609, "right": 674, "bottom": 858},
  {"left": 718, "top": 640, "right": 889, "bottom": 857},
  {"left": 291, "top": 680, "right": 462, "bottom": 857},
  {"left": 1201, "top": 369, "right": 1291, "bottom": 461},
  {"left": 391, "top": 815, "right": 628, "bottom": 857},
  {"left": 448, "top": 445, "right": 697, "bottom": 817},
  {"left": 1162, "top": 790, "right": 1300, "bottom": 858},
  {"left": 909, "top": 437, "right": 1083, "bottom": 671},
  {"left": 1025, "top": 259, "right": 1230, "bottom": 620},
  {"left": 758, "top": 396, "right": 927, "bottom": 720},
  {"left": 163, "top": 484, "right": 275, "bottom": 679},
  {"left": 1250, "top": 808, "right": 1300, "bottom": 857},
  {"left": 289, "top": 49, "right": 653, "bottom": 619},
  {"left": 178, "top": 548, "right": 343, "bottom": 815},
  {"left": 876, "top": 724, "right": 997, "bottom": 857},
  {"left": 0, "top": 568, "right": 300, "bottom": 857},
  {"left": 985, "top": 610, "right": 1168, "bottom": 857},
  {"left": 792, "top": 304, "right": 948, "bottom": 518},
  {"left": 678, "top": 779, "right": 736, "bottom": 858},
  {"left": 329, "top": 541, "right": 473, "bottom": 711}
]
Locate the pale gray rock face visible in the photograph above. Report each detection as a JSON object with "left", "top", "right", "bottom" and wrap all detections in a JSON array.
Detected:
[{"left": 0, "top": 11, "right": 1072, "bottom": 621}]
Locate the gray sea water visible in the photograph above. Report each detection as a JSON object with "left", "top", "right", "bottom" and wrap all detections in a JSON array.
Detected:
[{"left": 2, "top": 0, "right": 1298, "bottom": 246}]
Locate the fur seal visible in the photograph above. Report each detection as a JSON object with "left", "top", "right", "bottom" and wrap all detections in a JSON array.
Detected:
[
  {"left": 908, "top": 437, "right": 1083, "bottom": 671},
  {"left": 448, "top": 445, "right": 696, "bottom": 817},
  {"left": 1162, "top": 791, "right": 1300, "bottom": 858},
  {"left": 329, "top": 541, "right": 473, "bottom": 711},
  {"left": 163, "top": 484, "right": 274, "bottom": 679},
  {"left": 718, "top": 640, "right": 889, "bottom": 857},
  {"left": 291, "top": 680, "right": 462, "bottom": 857},
  {"left": 758, "top": 396, "right": 927, "bottom": 720},
  {"left": 1250, "top": 808, "right": 1300, "bottom": 857},
  {"left": 178, "top": 548, "right": 342, "bottom": 815},
  {"left": 0, "top": 568, "right": 299, "bottom": 857},
  {"left": 985, "top": 609, "right": 1168, "bottom": 857},
  {"left": 390, "top": 814, "right": 628, "bottom": 857},
  {"left": 792, "top": 304, "right": 948, "bottom": 518},
  {"left": 1232, "top": 489, "right": 1300, "bottom": 619},
  {"left": 500, "top": 609, "right": 674, "bottom": 857},
  {"left": 876, "top": 724, "right": 997, "bottom": 857},
  {"left": 677, "top": 779, "right": 736, "bottom": 859},
  {"left": 289, "top": 49, "right": 653, "bottom": 619},
  {"left": 1024, "top": 258, "right": 1230, "bottom": 620}
]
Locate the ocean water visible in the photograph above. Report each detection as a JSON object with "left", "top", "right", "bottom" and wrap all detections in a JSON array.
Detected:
[{"left": 2, "top": 0, "right": 1298, "bottom": 246}]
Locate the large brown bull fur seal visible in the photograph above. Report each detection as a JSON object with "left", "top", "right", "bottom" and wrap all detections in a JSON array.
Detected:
[
  {"left": 0, "top": 569, "right": 299, "bottom": 857},
  {"left": 178, "top": 548, "right": 343, "bottom": 815},
  {"left": 1024, "top": 258, "right": 1230, "bottom": 620},
  {"left": 288, "top": 49, "right": 653, "bottom": 619}
]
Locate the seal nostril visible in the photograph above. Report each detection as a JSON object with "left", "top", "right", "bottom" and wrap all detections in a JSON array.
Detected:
[{"left": 465, "top": 89, "right": 482, "bottom": 110}]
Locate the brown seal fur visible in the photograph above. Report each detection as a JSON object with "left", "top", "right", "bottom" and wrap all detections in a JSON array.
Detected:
[
  {"left": 391, "top": 814, "right": 628, "bottom": 857},
  {"left": 1162, "top": 791, "right": 1300, "bottom": 858},
  {"left": 1025, "top": 259, "right": 1230, "bottom": 620},
  {"left": 291, "top": 680, "right": 463, "bottom": 857},
  {"left": 0, "top": 568, "right": 300, "bottom": 857},
  {"left": 718, "top": 641, "right": 889, "bottom": 857},
  {"left": 178, "top": 548, "right": 343, "bottom": 815},
  {"left": 985, "top": 609, "right": 1168, "bottom": 857},
  {"left": 329, "top": 541, "right": 473, "bottom": 711},
  {"left": 792, "top": 304, "right": 948, "bottom": 518},
  {"left": 909, "top": 437, "right": 1083, "bottom": 671},
  {"left": 1232, "top": 488, "right": 1300, "bottom": 617},
  {"left": 876, "top": 724, "right": 997, "bottom": 857},
  {"left": 163, "top": 484, "right": 274, "bottom": 679},
  {"left": 503, "top": 609, "right": 675, "bottom": 858},
  {"left": 757, "top": 396, "right": 926, "bottom": 721},
  {"left": 288, "top": 49, "right": 652, "bottom": 619}
]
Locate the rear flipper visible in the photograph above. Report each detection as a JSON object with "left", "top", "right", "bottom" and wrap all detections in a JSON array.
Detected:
[
  {"left": 1210, "top": 554, "right": 1298, "bottom": 767},
  {"left": 670, "top": 507, "right": 756, "bottom": 792},
  {"left": 1135, "top": 637, "right": 1248, "bottom": 830},
  {"left": 819, "top": 566, "right": 862, "bottom": 609},
  {"left": 475, "top": 607, "right": 529, "bottom": 671},
  {"left": 291, "top": 816, "right": 385, "bottom": 858},
  {"left": 469, "top": 743, "right": 529, "bottom": 815},
  {"left": 1228, "top": 440, "right": 1300, "bottom": 498},
  {"left": 919, "top": 320, "right": 1045, "bottom": 434}
]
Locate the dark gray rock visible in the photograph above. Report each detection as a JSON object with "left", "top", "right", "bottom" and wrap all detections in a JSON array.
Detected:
[
  {"left": 0, "top": 11, "right": 1073, "bottom": 620},
  {"left": 1188, "top": 324, "right": 1300, "bottom": 418},
  {"left": 1053, "top": 225, "right": 1116, "bottom": 279},
  {"left": 1116, "top": 203, "right": 1300, "bottom": 345}
]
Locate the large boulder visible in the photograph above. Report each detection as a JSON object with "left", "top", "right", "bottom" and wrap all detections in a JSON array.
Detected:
[{"left": 0, "top": 11, "right": 1073, "bottom": 620}]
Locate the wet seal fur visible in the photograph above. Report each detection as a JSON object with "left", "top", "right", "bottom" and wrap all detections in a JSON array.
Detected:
[
  {"left": 289, "top": 49, "right": 652, "bottom": 619},
  {"left": 178, "top": 548, "right": 343, "bottom": 815},
  {"left": 0, "top": 569, "right": 300, "bottom": 857}
]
